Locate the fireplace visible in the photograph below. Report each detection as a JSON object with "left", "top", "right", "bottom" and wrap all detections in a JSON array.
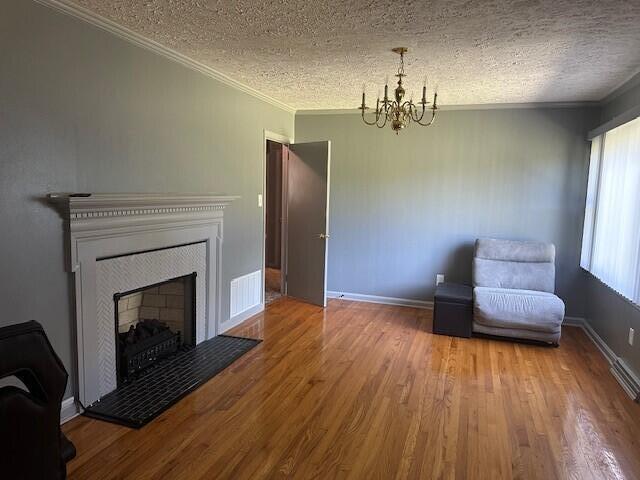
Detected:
[
  {"left": 49, "top": 193, "right": 238, "bottom": 406},
  {"left": 114, "top": 273, "right": 196, "bottom": 383}
]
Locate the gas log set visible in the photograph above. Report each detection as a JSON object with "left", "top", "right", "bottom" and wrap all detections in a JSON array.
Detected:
[{"left": 117, "top": 319, "right": 181, "bottom": 382}]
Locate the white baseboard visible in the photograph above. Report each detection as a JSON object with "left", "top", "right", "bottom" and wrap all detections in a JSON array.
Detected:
[
  {"left": 221, "top": 303, "right": 265, "bottom": 333},
  {"left": 327, "top": 291, "right": 433, "bottom": 309},
  {"left": 564, "top": 316, "right": 639, "bottom": 401},
  {"left": 611, "top": 358, "right": 640, "bottom": 401},
  {"left": 60, "top": 396, "right": 81, "bottom": 424},
  {"left": 562, "top": 316, "right": 587, "bottom": 328}
]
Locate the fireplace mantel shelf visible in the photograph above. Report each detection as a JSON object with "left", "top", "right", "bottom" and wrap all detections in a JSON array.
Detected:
[
  {"left": 48, "top": 192, "right": 239, "bottom": 273},
  {"left": 48, "top": 193, "right": 240, "bottom": 220}
]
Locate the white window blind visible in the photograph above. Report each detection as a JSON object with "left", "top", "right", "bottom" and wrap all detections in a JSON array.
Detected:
[{"left": 581, "top": 116, "right": 640, "bottom": 304}]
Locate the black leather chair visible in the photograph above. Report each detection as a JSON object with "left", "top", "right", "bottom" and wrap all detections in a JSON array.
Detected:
[{"left": 0, "top": 320, "right": 76, "bottom": 479}]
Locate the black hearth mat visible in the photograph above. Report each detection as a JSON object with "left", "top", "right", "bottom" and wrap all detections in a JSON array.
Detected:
[{"left": 83, "top": 335, "right": 260, "bottom": 428}]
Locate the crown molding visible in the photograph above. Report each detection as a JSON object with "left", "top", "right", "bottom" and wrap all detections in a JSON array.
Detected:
[
  {"left": 33, "top": 0, "right": 296, "bottom": 114},
  {"left": 296, "top": 109, "right": 362, "bottom": 116},
  {"left": 296, "top": 101, "right": 600, "bottom": 116},
  {"left": 430, "top": 101, "right": 600, "bottom": 111},
  {"left": 600, "top": 70, "right": 640, "bottom": 105},
  {"left": 31, "top": 0, "right": 629, "bottom": 115},
  {"left": 587, "top": 103, "right": 640, "bottom": 140}
]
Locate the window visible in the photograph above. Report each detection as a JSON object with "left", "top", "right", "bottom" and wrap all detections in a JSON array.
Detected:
[{"left": 581, "top": 116, "right": 640, "bottom": 304}]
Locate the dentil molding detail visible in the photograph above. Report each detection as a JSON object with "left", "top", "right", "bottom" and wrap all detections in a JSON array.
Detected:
[{"left": 48, "top": 193, "right": 239, "bottom": 271}]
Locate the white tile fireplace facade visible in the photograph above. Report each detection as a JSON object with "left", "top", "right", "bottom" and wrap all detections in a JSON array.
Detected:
[
  {"left": 96, "top": 243, "right": 206, "bottom": 397},
  {"left": 50, "top": 194, "right": 238, "bottom": 406}
]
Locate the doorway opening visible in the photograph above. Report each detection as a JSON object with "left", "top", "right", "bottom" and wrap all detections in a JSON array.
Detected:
[
  {"left": 262, "top": 131, "right": 331, "bottom": 308},
  {"left": 265, "top": 139, "right": 286, "bottom": 305}
]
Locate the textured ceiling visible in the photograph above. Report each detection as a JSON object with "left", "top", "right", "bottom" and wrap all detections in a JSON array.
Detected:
[{"left": 67, "top": 0, "right": 640, "bottom": 110}]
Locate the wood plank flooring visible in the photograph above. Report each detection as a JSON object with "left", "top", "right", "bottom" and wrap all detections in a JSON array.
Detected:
[{"left": 63, "top": 298, "right": 640, "bottom": 479}]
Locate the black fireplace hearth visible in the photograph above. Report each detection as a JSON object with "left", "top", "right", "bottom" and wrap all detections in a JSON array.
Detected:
[{"left": 84, "top": 334, "right": 260, "bottom": 428}]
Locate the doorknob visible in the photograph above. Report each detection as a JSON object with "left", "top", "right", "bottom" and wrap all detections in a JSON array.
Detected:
[{"left": 318, "top": 233, "right": 330, "bottom": 239}]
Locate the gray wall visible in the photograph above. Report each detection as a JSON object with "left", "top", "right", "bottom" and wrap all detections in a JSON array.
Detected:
[
  {"left": 295, "top": 107, "right": 598, "bottom": 317},
  {"left": 0, "top": 0, "right": 293, "bottom": 398},
  {"left": 584, "top": 75, "right": 640, "bottom": 378}
]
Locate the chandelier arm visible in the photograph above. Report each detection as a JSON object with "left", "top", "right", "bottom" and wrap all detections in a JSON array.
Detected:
[
  {"left": 415, "top": 107, "right": 437, "bottom": 127},
  {"left": 408, "top": 103, "right": 419, "bottom": 122},
  {"left": 361, "top": 111, "right": 379, "bottom": 126},
  {"left": 411, "top": 103, "right": 428, "bottom": 123},
  {"left": 361, "top": 106, "right": 382, "bottom": 126},
  {"left": 376, "top": 104, "right": 388, "bottom": 127},
  {"left": 415, "top": 93, "right": 438, "bottom": 126},
  {"left": 386, "top": 101, "right": 397, "bottom": 117}
]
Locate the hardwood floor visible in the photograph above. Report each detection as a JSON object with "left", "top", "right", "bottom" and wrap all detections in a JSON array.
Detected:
[
  {"left": 265, "top": 267, "right": 281, "bottom": 293},
  {"left": 265, "top": 267, "right": 282, "bottom": 305},
  {"left": 63, "top": 298, "right": 640, "bottom": 479}
]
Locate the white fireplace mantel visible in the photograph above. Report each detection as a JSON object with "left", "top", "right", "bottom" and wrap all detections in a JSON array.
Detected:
[
  {"left": 49, "top": 193, "right": 239, "bottom": 405},
  {"left": 49, "top": 193, "right": 239, "bottom": 271}
]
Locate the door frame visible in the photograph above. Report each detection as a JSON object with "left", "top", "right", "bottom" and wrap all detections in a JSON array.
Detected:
[{"left": 262, "top": 129, "right": 292, "bottom": 305}]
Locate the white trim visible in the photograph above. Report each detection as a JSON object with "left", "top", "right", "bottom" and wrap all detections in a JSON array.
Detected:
[
  {"left": 28, "top": 0, "right": 640, "bottom": 115},
  {"left": 296, "top": 102, "right": 599, "bottom": 116},
  {"left": 323, "top": 143, "right": 332, "bottom": 307},
  {"left": 327, "top": 291, "right": 433, "bottom": 309},
  {"left": 221, "top": 303, "right": 264, "bottom": 333},
  {"left": 587, "top": 104, "right": 640, "bottom": 139},
  {"left": 563, "top": 317, "right": 639, "bottom": 401},
  {"left": 29, "top": 0, "right": 635, "bottom": 115},
  {"left": 611, "top": 358, "right": 640, "bottom": 401},
  {"left": 60, "top": 397, "right": 81, "bottom": 424},
  {"left": 562, "top": 316, "right": 588, "bottom": 328},
  {"left": 33, "top": 0, "right": 295, "bottom": 114},
  {"left": 296, "top": 109, "right": 363, "bottom": 116},
  {"left": 562, "top": 317, "right": 617, "bottom": 363},
  {"left": 263, "top": 131, "right": 292, "bottom": 146},
  {"left": 600, "top": 70, "right": 640, "bottom": 104}
]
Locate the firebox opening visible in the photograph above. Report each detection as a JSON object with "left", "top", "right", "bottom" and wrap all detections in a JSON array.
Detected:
[{"left": 114, "top": 272, "right": 196, "bottom": 384}]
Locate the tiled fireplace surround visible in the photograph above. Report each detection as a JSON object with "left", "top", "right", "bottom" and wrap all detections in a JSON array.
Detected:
[{"left": 50, "top": 194, "right": 237, "bottom": 406}]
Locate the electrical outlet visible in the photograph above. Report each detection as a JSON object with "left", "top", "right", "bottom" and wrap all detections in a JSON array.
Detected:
[
  {"left": 629, "top": 328, "right": 635, "bottom": 346},
  {"left": 258, "top": 193, "right": 263, "bottom": 208},
  {"left": 436, "top": 274, "right": 445, "bottom": 285}
]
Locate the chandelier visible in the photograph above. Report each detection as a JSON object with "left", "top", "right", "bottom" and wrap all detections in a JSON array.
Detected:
[{"left": 359, "top": 47, "right": 438, "bottom": 134}]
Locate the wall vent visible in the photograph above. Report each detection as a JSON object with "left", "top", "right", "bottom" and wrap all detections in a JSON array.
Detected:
[{"left": 230, "top": 270, "right": 262, "bottom": 318}]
